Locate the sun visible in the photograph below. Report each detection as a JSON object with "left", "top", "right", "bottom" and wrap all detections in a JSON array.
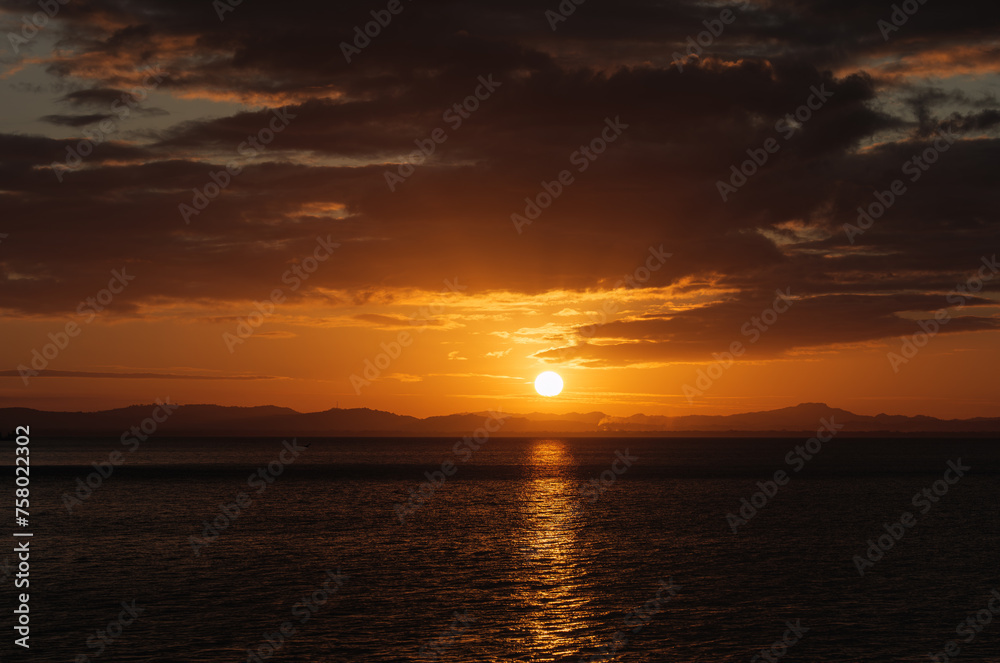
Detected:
[{"left": 534, "top": 371, "right": 564, "bottom": 397}]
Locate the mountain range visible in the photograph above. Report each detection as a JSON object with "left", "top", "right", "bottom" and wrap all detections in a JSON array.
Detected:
[{"left": 1, "top": 402, "right": 998, "bottom": 437}]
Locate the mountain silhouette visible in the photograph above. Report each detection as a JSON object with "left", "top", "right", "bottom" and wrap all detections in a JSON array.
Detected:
[{"left": 1, "top": 402, "right": 997, "bottom": 436}]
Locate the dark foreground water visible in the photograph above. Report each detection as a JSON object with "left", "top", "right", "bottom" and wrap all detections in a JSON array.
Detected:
[{"left": 2, "top": 436, "right": 999, "bottom": 662}]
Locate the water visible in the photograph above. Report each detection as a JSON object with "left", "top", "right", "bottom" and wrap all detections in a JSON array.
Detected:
[{"left": 2, "top": 436, "right": 999, "bottom": 661}]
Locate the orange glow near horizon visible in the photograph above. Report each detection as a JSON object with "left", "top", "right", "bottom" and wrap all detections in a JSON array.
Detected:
[
  {"left": 1, "top": 284, "right": 997, "bottom": 419},
  {"left": 2, "top": 7, "right": 998, "bottom": 422}
]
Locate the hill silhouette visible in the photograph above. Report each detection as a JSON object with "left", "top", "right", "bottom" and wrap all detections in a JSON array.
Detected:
[{"left": 1, "top": 402, "right": 997, "bottom": 437}]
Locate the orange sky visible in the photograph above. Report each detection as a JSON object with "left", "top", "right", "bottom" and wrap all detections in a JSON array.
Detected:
[{"left": 1, "top": 1, "right": 998, "bottom": 418}]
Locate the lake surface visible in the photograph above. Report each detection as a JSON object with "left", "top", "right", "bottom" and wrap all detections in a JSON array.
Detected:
[{"left": 2, "top": 436, "right": 999, "bottom": 661}]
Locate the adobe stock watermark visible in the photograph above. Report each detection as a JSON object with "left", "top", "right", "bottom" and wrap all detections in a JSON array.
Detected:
[
  {"left": 511, "top": 116, "right": 628, "bottom": 234},
  {"left": 17, "top": 267, "right": 136, "bottom": 385},
  {"left": 223, "top": 235, "right": 340, "bottom": 353},
  {"left": 6, "top": 0, "right": 70, "bottom": 56},
  {"left": 580, "top": 449, "right": 638, "bottom": 503},
  {"left": 62, "top": 398, "right": 179, "bottom": 513},
  {"left": 52, "top": 66, "right": 166, "bottom": 182},
  {"left": 189, "top": 439, "right": 309, "bottom": 555},
  {"left": 418, "top": 611, "right": 477, "bottom": 661},
  {"left": 853, "top": 458, "right": 970, "bottom": 576},
  {"left": 672, "top": 0, "right": 750, "bottom": 72},
  {"left": 179, "top": 106, "right": 297, "bottom": 224},
  {"left": 683, "top": 287, "right": 793, "bottom": 402},
  {"left": 878, "top": 0, "right": 931, "bottom": 41},
  {"left": 213, "top": 0, "right": 244, "bottom": 21},
  {"left": 384, "top": 74, "right": 501, "bottom": 192},
  {"left": 726, "top": 417, "right": 843, "bottom": 533},
  {"left": 74, "top": 600, "right": 144, "bottom": 662},
  {"left": 843, "top": 128, "right": 957, "bottom": 244},
  {"left": 887, "top": 254, "right": 998, "bottom": 373},
  {"left": 245, "top": 569, "right": 349, "bottom": 663},
  {"left": 579, "top": 578, "right": 680, "bottom": 663},
  {"left": 576, "top": 244, "right": 673, "bottom": 339},
  {"left": 545, "top": 0, "right": 586, "bottom": 31},
  {"left": 393, "top": 410, "right": 510, "bottom": 524},
  {"left": 717, "top": 84, "right": 834, "bottom": 201},
  {"left": 340, "top": 0, "right": 415, "bottom": 63},
  {"left": 350, "top": 277, "right": 466, "bottom": 394},
  {"left": 929, "top": 587, "right": 1000, "bottom": 663}
]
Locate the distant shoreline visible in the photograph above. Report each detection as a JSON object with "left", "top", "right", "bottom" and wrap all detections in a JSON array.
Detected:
[{"left": 3, "top": 402, "right": 998, "bottom": 438}]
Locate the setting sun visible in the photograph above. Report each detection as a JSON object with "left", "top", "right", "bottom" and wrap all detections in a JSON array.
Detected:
[{"left": 534, "top": 371, "right": 564, "bottom": 397}]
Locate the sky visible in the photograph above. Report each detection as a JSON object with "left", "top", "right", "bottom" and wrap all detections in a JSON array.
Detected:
[{"left": 0, "top": 0, "right": 998, "bottom": 418}]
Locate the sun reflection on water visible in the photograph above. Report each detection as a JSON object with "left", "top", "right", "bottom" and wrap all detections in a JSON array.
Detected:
[{"left": 513, "top": 439, "right": 594, "bottom": 661}]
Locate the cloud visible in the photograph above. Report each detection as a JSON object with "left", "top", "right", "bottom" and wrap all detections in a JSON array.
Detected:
[
  {"left": 353, "top": 313, "right": 444, "bottom": 329},
  {"left": 41, "top": 113, "right": 116, "bottom": 127},
  {"left": 0, "top": 0, "right": 996, "bottom": 360},
  {"left": 533, "top": 293, "right": 1000, "bottom": 366},
  {"left": 0, "top": 370, "right": 280, "bottom": 380}
]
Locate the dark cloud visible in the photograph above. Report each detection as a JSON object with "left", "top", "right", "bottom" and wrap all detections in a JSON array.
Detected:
[
  {"left": 535, "top": 293, "right": 1000, "bottom": 366},
  {"left": 41, "top": 113, "right": 115, "bottom": 127},
  {"left": 0, "top": 0, "right": 996, "bottom": 358},
  {"left": 58, "top": 88, "right": 140, "bottom": 108}
]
